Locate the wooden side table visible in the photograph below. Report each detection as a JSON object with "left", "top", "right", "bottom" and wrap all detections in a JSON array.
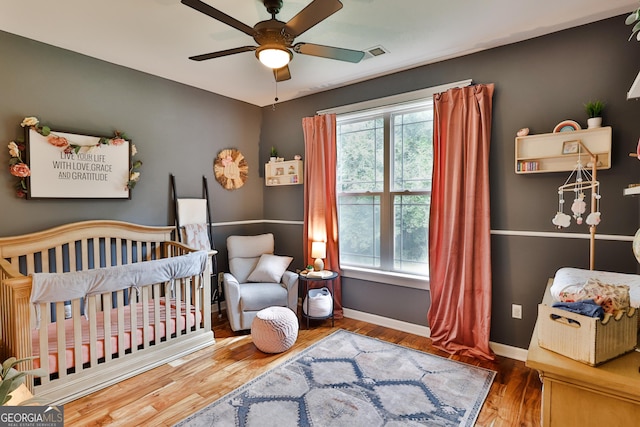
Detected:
[
  {"left": 298, "top": 271, "right": 338, "bottom": 329},
  {"left": 526, "top": 279, "right": 640, "bottom": 426}
]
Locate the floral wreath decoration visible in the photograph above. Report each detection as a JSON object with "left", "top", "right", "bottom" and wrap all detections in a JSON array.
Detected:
[
  {"left": 7, "top": 117, "right": 142, "bottom": 198},
  {"left": 213, "top": 148, "right": 248, "bottom": 190}
]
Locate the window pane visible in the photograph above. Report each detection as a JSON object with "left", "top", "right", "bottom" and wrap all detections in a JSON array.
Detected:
[
  {"left": 337, "top": 118, "right": 384, "bottom": 192},
  {"left": 392, "top": 109, "right": 433, "bottom": 191},
  {"left": 336, "top": 97, "right": 433, "bottom": 279},
  {"left": 338, "top": 195, "right": 380, "bottom": 267},
  {"left": 394, "top": 194, "right": 429, "bottom": 274}
]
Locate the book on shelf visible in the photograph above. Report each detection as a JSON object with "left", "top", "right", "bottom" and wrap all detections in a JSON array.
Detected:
[{"left": 517, "top": 160, "right": 539, "bottom": 172}]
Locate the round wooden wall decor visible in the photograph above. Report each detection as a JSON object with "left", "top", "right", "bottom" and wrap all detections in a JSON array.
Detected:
[{"left": 214, "top": 148, "right": 248, "bottom": 190}]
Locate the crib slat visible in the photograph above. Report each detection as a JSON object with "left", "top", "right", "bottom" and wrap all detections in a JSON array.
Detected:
[
  {"left": 164, "top": 284, "right": 171, "bottom": 341},
  {"left": 41, "top": 249, "right": 49, "bottom": 273},
  {"left": 38, "top": 303, "right": 50, "bottom": 386},
  {"left": 91, "top": 238, "right": 99, "bottom": 271},
  {"left": 55, "top": 302, "right": 67, "bottom": 378},
  {"left": 94, "top": 239, "right": 103, "bottom": 312},
  {"left": 72, "top": 299, "right": 83, "bottom": 373},
  {"left": 55, "top": 245, "right": 63, "bottom": 273},
  {"left": 116, "top": 290, "right": 125, "bottom": 358},
  {"left": 88, "top": 296, "right": 98, "bottom": 367},
  {"left": 153, "top": 284, "right": 162, "bottom": 344},
  {"left": 102, "top": 293, "right": 112, "bottom": 362},
  {"left": 184, "top": 277, "right": 190, "bottom": 334},
  {"left": 135, "top": 241, "right": 142, "bottom": 262},
  {"left": 142, "top": 286, "right": 150, "bottom": 349},
  {"left": 25, "top": 253, "right": 35, "bottom": 276},
  {"left": 175, "top": 279, "right": 182, "bottom": 337},
  {"left": 130, "top": 289, "right": 138, "bottom": 354},
  {"left": 125, "top": 240, "right": 133, "bottom": 265},
  {"left": 192, "top": 275, "right": 200, "bottom": 332},
  {"left": 105, "top": 238, "right": 112, "bottom": 268},
  {"left": 69, "top": 241, "right": 77, "bottom": 272},
  {"left": 115, "top": 238, "right": 123, "bottom": 266},
  {"left": 80, "top": 238, "right": 89, "bottom": 271}
]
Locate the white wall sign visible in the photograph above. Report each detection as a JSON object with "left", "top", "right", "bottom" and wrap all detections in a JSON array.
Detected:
[{"left": 26, "top": 128, "right": 131, "bottom": 199}]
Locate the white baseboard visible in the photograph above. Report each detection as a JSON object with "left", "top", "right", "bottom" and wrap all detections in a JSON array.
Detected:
[
  {"left": 343, "top": 308, "right": 431, "bottom": 337},
  {"left": 343, "top": 308, "right": 528, "bottom": 362},
  {"left": 214, "top": 302, "right": 528, "bottom": 362}
]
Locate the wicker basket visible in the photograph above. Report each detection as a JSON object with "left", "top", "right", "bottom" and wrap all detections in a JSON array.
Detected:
[
  {"left": 302, "top": 287, "right": 332, "bottom": 317},
  {"left": 537, "top": 304, "right": 638, "bottom": 366}
]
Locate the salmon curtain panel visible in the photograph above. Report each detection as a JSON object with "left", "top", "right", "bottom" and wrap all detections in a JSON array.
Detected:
[
  {"left": 427, "top": 84, "right": 495, "bottom": 360},
  {"left": 302, "top": 113, "right": 342, "bottom": 318}
]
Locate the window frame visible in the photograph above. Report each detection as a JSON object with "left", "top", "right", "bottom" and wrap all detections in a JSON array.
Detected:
[{"left": 322, "top": 80, "right": 472, "bottom": 290}]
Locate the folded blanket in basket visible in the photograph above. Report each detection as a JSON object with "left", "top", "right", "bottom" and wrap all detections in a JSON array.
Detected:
[
  {"left": 552, "top": 299, "right": 604, "bottom": 320},
  {"left": 558, "top": 278, "right": 630, "bottom": 315},
  {"left": 30, "top": 250, "right": 208, "bottom": 305}
]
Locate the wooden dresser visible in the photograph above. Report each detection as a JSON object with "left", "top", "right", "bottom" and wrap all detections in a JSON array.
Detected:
[{"left": 526, "top": 279, "right": 640, "bottom": 426}]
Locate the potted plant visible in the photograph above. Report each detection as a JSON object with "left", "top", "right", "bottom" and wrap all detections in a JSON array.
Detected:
[
  {"left": 1, "top": 357, "right": 46, "bottom": 406},
  {"left": 584, "top": 100, "right": 605, "bottom": 129},
  {"left": 269, "top": 146, "right": 278, "bottom": 163}
]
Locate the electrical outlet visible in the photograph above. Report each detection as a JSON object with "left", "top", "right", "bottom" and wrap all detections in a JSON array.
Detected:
[{"left": 512, "top": 304, "right": 522, "bottom": 319}]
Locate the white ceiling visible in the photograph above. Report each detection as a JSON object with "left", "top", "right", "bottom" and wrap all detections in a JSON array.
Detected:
[{"left": 0, "top": 0, "right": 637, "bottom": 107}]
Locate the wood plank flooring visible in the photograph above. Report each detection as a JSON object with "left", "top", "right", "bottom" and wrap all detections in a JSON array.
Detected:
[{"left": 62, "top": 312, "right": 542, "bottom": 426}]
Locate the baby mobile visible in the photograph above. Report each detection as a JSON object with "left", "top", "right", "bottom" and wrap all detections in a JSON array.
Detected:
[{"left": 551, "top": 140, "right": 601, "bottom": 269}]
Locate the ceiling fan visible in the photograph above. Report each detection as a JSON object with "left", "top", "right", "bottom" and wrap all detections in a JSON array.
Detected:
[{"left": 181, "top": 0, "right": 365, "bottom": 82}]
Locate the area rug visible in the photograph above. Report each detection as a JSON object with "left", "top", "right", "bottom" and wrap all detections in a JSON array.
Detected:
[{"left": 175, "top": 329, "right": 495, "bottom": 427}]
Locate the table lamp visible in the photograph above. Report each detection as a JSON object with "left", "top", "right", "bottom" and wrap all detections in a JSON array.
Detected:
[{"left": 311, "top": 241, "right": 326, "bottom": 271}]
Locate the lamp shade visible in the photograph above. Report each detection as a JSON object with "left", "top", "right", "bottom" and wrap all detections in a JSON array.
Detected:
[
  {"left": 311, "top": 241, "right": 326, "bottom": 259},
  {"left": 257, "top": 46, "right": 292, "bottom": 69}
]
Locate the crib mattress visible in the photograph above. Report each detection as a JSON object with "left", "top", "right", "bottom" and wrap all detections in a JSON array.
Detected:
[
  {"left": 31, "top": 299, "right": 200, "bottom": 374},
  {"left": 549, "top": 267, "right": 640, "bottom": 307}
]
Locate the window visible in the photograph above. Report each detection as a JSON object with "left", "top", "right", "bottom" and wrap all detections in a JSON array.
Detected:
[{"left": 336, "top": 99, "right": 433, "bottom": 283}]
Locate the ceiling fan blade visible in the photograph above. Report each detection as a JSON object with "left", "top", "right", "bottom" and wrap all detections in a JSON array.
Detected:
[
  {"left": 294, "top": 42, "right": 364, "bottom": 63},
  {"left": 181, "top": 0, "right": 256, "bottom": 37},
  {"left": 189, "top": 46, "right": 257, "bottom": 61},
  {"left": 284, "top": 0, "right": 343, "bottom": 37},
  {"left": 273, "top": 65, "right": 291, "bottom": 82}
]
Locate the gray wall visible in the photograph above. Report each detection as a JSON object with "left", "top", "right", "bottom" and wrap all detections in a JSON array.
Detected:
[
  {"left": 0, "top": 30, "right": 263, "bottom": 238},
  {"left": 260, "top": 15, "right": 640, "bottom": 349},
  {"left": 3, "top": 15, "right": 640, "bottom": 350}
]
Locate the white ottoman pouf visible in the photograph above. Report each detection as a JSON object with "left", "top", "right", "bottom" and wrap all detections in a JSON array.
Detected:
[{"left": 251, "top": 306, "right": 299, "bottom": 353}]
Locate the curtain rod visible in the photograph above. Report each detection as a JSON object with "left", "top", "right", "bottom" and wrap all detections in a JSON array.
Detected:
[{"left": 316, "top": 79, "right": 472, "bottom": 116}]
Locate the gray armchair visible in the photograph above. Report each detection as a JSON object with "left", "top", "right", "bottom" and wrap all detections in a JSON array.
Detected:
[{"left": 222, "top": 233, "right": 298, "bottom": 331}]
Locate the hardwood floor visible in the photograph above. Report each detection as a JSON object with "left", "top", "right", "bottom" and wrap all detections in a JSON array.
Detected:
[{"left": 62, "top": 312, "right": 542, "bottom": 426}]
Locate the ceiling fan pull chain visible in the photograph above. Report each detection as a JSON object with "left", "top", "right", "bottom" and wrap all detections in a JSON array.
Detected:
[{"left": 273, "top": 81, "right": 279, "bottom": 111}]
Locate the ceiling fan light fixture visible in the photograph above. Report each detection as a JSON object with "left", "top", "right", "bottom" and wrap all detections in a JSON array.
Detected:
[{"left": 256, "top": 45, "right": 292, "bottom": 69}]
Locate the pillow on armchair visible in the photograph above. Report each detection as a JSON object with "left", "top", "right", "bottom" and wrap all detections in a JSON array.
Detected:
[{"left": 247, "top": 254, "right": 293, "bottom": 283}]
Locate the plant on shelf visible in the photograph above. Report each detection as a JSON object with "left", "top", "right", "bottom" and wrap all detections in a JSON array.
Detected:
[
  {"left": 584, "top": 100, "right": 605, "bottom": 118},
  {"left": 584, "top": 100, "right": 605, "bottom": 129},
  {"left": 626, "top": 4, "right": 640, "bottom": 41},
  {"left": 269, "top": 146, "right": 278, "bottom": 162}
]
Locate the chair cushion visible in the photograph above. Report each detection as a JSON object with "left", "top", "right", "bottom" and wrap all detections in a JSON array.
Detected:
[
  {"left": 240, "top": 282, "right": 288, "bottom": 312},
  {"left": 227, "top": 234, "right": 274, "bottom": 259},
  {"left": 229, "top": 257, "right": 261, "bottom": 284},
  {"left": 247, "top": 254, "right": 293, "bottom": 283},
  {"left": 227, "top": 234, "right": 276, "bottom": 283}
]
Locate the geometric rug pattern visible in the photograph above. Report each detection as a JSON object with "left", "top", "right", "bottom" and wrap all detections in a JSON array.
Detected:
[{"left": 175, "top": 329, "right": 496, "bottom": 427}]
